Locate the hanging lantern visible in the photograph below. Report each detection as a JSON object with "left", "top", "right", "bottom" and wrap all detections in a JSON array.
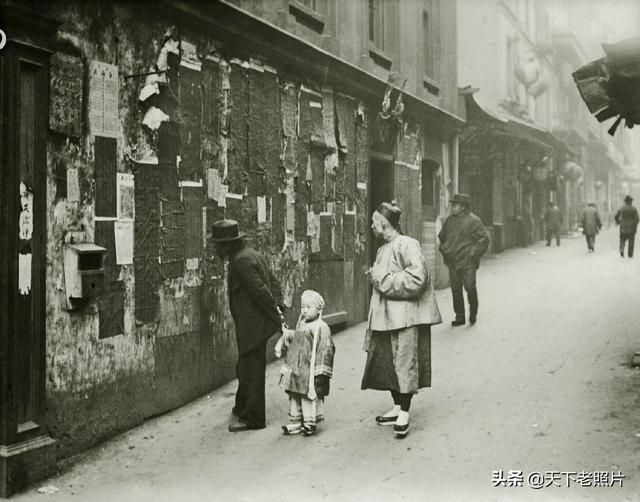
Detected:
[
  {"left": 515, "top": 56, "right": 540, "bottom": 86},
  {"left": 526, "top": 77, "right": 548, "bottom": 98},
  {"left": 595, "top": 180, "right": 603, "bottom": 189},
  {"left": 533, "top": 164, "right": 550, "bottom": 181}
]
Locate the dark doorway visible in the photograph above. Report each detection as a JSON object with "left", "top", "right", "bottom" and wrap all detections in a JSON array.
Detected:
[{"left": 368, "top": 153, "right": 395, "bottom": 265}]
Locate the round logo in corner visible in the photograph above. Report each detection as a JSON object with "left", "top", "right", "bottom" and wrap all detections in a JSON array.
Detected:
[{"left": 0, "top": 30, "right": 6, "bottom": 51}]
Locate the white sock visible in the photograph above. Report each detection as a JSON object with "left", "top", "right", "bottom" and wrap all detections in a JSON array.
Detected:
[
  {"left": 396, "top": 410, "right": 409, "bottom": 426},
  {"left": 383, "top": 405, "right": 401, "bottom": 417}
]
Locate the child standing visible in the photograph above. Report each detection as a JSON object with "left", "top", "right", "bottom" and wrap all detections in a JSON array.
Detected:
[{"left": 275, "top": 290, "right": 335, "bottom": 436}]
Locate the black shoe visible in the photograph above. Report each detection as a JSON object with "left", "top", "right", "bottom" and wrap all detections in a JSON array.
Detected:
[
  {"left": 302, "top": 424, "right": 316, "bottom": 436},
  {"left": 375, "top": 415, "right": 398, "bottom": 426},
  {"left": 545, "top": 243, "right": 551, "bottom": 247},
  {"left": 393, "top": 422, "right": 410, "bottom": 437},
  {"left": 451, "top": 319, "right": 465, "bottom": 326},
  {"left": 469, "top": 315, "right": 477, "bottom": 324},
  {"left": 228, "top": 422, "right": 265, "bottom": 432}
]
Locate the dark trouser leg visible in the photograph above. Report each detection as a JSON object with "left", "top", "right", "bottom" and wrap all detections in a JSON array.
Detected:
[
  {"left": 589, "top": 235, "right": 596, "bottom": 250},
  {"left": 449, "top": 268, "right": 465, "bottom": 321},
  {"left": 463, "top": 268, "right": 478, "bottom": 319},
  {"left": 620, "top": 234, "right": 628, "bottom": 256},
  {"left": 546, "top": 228, "right": 552, "bottom": 245},
  {"left": 391, "top": 391, "right": 413, "bottom": 412},
  {"left": 629, "top": 235, "right": 635, "bottom": 257},
  {"left": 555, "top": 229, "right": 560, "bottom": 246},
  {"left": 235, "top": 340, "right": 267, "bottom": 427},
  {"left": 585, "top": 235, "right": 590, "bottom": 250}
]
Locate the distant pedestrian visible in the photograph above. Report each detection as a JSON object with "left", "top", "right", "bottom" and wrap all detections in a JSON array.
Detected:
[
  {"left": 212, "top": 219, "right": 285, "bottom": 432},
  {"left": 544, "top": 202, "right": 562, "bottom": 247},
  {"left": 275, "top": 290, "right": 334, "bottom": 436},
  {"left": 438, "top": 194, "right": 489, "bottom": 326},
  {"left": 614, "top": 195, "right": 639, "bottom": 257},
  {"left": 362, "top": 201, "right": 441, "bottom": 438},
  {"left": 580, "top": 203, "right": 602, "bottom": 252}
]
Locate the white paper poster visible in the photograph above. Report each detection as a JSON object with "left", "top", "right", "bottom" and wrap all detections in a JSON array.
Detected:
[
  {"left": 117, "top": 173, "right": 135, "bottom": 220},
  {"left": 114, "top": 220, "right": 133, "bottom": 265},
  {"left": 89, "top": 61, "right": 119, "bottom": 137},
  {"left": 257, "top": 196, "right": 267, "bottom": 224},
  {"left": 67, "top": 167, "right": 80, "bottom": 202},
  {"left": 19, "top": 253, "right": 32, "bottom": 295}
]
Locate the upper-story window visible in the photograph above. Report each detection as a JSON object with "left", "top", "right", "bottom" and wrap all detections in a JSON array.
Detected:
[
  {"left": 422, "top": 0, "right": 440, "bottom": 93},
  {"left": 506, "top": 37, "right": 519, "bottom": 99},
  {"left": 289, "top": 0, "right": 325, "bottom": 31},
  {"left": 369, "top": 0, "right": 385, "bottom": 51}
]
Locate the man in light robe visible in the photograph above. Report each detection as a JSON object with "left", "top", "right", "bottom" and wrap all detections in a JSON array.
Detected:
[{"left": 361, "top": 202, "right": 442, "bottom": 437}]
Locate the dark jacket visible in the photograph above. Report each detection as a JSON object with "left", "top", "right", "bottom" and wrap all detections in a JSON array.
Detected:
[
  {"left": 615, "top": 205, "right": 639, "bottom": 235},
  {"left": 544, "top": 206, "right": 562, "bottom": 230},
  {"left": 581, "top": 206, "right": 602, "bottom": 236},
  {"left": 438, "top": 211, "right": 489, "bottom": 271},
  {"left": 228, "top": 245, "right": 284, "bottom": 355}
]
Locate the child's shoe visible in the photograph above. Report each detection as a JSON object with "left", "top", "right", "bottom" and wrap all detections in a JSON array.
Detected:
[
  {"left": 302, "top": 424, "right": 316, "bottom": 436},
  {"left": 282, "top": 423, "right": 302, "bottom": 435}
]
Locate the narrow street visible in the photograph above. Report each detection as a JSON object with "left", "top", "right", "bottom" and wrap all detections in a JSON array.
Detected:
[{"left": 17, "top": 228, "right": 640, "bottom": 502}]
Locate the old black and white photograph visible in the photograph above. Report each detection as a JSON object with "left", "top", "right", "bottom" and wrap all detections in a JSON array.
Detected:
[{"left": 1, "top": 0, "right": 640, "bottom": 500}]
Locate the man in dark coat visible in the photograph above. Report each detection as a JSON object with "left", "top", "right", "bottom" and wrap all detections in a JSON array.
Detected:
[
  {"left": 438, "top": 194, "right": 489, "bottom": 326},
  {"left": 544, "top": 202, "right": 563, "bottom": 247},
  {"left": 615, "top": 195, "right": 639, "bottom": 257},
  {"left": 212, "top": 219, "right": 284, "bottom": 431},
  {"left": 580, "top": 202, "right": 602, "bottom": 252}
]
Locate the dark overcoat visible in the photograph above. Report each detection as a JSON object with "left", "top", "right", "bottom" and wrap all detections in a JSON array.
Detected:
[
  {"left": 615, "top": 205, "right": 639, "bottom": 235},
  {"left": 438, "top": 211, "right": 489, "bottom": 271},
  {"left": 581, "top": 206, "right": 602, "bottom": 236},
  {"left": 228, "top": 245, "right": 284, "bottom": 355}
]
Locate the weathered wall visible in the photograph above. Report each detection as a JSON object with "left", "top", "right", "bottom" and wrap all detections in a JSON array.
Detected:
[{"left": 44, "top": 1, "right": 369, "bottom": 458}]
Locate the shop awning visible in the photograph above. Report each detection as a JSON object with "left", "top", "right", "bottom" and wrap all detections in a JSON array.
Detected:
[{"left": 461, "top": 87, "right": 563, "bottom": 152}]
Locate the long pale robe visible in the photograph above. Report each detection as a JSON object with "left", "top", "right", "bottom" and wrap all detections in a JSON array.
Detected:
[{"left": 362, "top": 234, "right": 441, "bottom": 394}]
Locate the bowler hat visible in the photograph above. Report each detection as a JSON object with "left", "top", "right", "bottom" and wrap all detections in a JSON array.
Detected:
[
  {"left": 625, "top": 195, "right": 633, "bottom": 202},
  {"left": 450, "top": 193, "right": 471, "bottom": 205},
  {"left": 211, "top": 219, "right": 246, "bottom": 242}
]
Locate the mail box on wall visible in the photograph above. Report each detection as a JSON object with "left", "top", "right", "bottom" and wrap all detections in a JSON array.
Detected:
[{"left": 64, "top": 243, "right": 107, "bottom": 303}]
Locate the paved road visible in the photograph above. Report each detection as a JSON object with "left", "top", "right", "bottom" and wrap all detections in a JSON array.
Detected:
[{"left": 16, "top": 228, "right": 640, "bottom": 501}]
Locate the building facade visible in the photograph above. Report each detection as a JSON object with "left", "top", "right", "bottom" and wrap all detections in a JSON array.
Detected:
[
  {"left": 457, "top": 0, "right": 636, "bottom": 251},
  {"left": 0, "top": 0, "right": 462, "bottom": 495}
]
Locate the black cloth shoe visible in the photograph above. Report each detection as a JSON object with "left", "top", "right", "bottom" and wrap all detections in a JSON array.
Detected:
[
  {"left": 393, "top": 422, "right": 410, "bottom": 437},
  {"left": 469, "top": 315, "right": 477, "bottom": 324},
  {"left": 375, "top": 415, "right": 398, "bottom": 426},
  {"left": 451, "top": 319, "right": 465, "bottom": 326}
]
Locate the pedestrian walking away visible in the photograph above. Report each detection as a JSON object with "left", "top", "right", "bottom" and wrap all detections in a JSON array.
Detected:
[
  {"left": 544, "top": 201, "right": 563, "bottom": 247},
  {"left": 362, "top": 201, "right": 442, "bottom": 438},
  {"left": 212, "top": 219, "right": 285, "bottom": 432},
  {"left": 438, "top": 193, "right": 490, "bottom": 326},
  {"left": 275, "top": 290, "right": 335, "bottom": 437},
  {"left": 614, "top": 195, "right": 639, "bottom": 257},
  {"left": 580, "top": 202, "right": 602, "bottom": 252}
]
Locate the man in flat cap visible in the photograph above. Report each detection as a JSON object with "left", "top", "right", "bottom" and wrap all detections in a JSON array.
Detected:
[
  {"left": 361, "top": 201, "right": 442, "bottom": 438},
  {"left": 614, "top": 195, "right": 639, "bottom": 258},
  {"left": 212, "top": 219, "right": 285, "bottom": 431},
  {"left": 438, "top": 194, "right": 489, "bottom": 326}
]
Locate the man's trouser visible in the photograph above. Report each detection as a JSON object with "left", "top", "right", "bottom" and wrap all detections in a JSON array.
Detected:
[
  {"left": 449, "top": 266, "right": 478, "bottom": 321},
  {"left": 585, "top": 234, "right": 596, "bottom": 250},
  {"left": 234, "top": 339, "right": 268, "bottom": 427},
  {"left": 546, "top": 227, "right": 560, "bottom": 246},
  {"left": 620, "top": 232, "right": 636, "bottom": 257}
]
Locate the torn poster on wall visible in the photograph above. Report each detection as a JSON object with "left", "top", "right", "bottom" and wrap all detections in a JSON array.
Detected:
[
  {"left": 19, "top": 182, "right": 33, "bottom": 295},
  {"left": 89, "top": 61, "right": 119, "bottom": 137},
  {"left": 67, "top": 167, "right": 80, "bottom": 202},
  {"left": 117, "top": 173, "right": 135, "bottom": 220},
  {"left": 115, "top": 220, "right": 133, "bottom": 265}
]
